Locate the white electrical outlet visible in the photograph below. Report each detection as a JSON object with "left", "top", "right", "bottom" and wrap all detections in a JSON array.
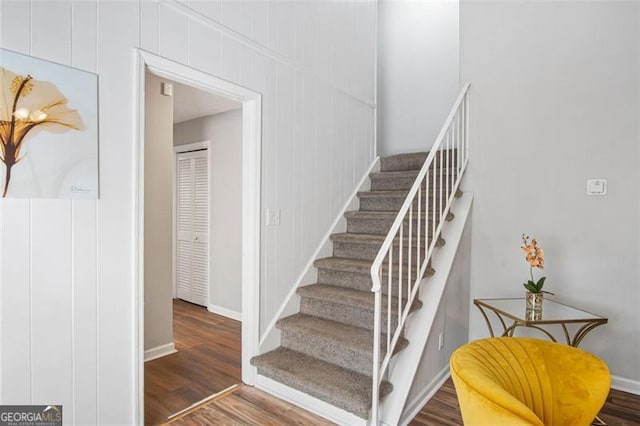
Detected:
[
  {"left": 438, "top": 333, "right": 444, "bottom": 351},
  {"left": 266, "top": 208, "right": 281, "bottom": 226}
]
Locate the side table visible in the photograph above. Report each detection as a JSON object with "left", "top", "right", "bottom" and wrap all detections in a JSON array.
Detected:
[{"left": 474, "top": 298, "right": 608, "bottom": 348}]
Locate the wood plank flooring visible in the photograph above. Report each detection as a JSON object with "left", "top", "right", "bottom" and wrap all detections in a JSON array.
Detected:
[
  {"left": 145, "top": 299, "right": 242, "bottom": 425},
  {"left": 170, "top": 384, "right": 336, "bottom": 425},
  {"left": 410, "top": 378, "right": 640, "bottom": 426}
]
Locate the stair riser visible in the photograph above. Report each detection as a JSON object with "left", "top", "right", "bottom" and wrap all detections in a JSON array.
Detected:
[
  {"left": 380, "top": 152, "right": 458, "bottom": 172},
  {"left": 370, "top": 176, "right": 418, "bottom": 191},
  {"left": 299, "top": 297, "right": 402, "bottom": 334},
  {"left": 281, "top": 330, "right": 373, "bottom": 377},
  {"left": 347, "top": 216, "right": 442, "bottom": 236},
  {"left": 333, "top": 240, "right": 432, "bottom": 262},
  {"left": 370, "top": 175, "right": 457, "bottom": 192},
  {"left": 359, "top": 195, "right": 443, "bottom": 212},
  {"left": 316, "top": 268, "right": 428, "bottom": 295}
]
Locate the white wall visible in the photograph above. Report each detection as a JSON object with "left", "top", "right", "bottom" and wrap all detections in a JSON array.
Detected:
[
  {"left": 174, "top": 109, "right": 243, "bottom": 317},
  {"left": 377, "top": 0, "right": 459, "bottom": 155},
  {"left": 144, "top": 72, "right": 174, "bottom": 352},
  {"left": 0, "top": 0, "right": 377, "bottom": 423},
  {"left": 461, "top": 1, "right": 640, "bottom": 387}
]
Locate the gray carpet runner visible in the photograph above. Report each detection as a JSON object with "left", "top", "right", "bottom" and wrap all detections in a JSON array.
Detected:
[{"left": 251, "top": 151, "right": 455, "bottom": 419}]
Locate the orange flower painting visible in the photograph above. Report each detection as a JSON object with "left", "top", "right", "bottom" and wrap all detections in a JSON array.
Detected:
[{"left": 0, "top": 49, "right": 98, "bottom": 198}]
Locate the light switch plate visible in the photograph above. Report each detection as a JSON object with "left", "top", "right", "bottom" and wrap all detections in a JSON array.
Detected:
[
  {"left": 587, "top": 179, "right": 607, "bottom": 196},
  {"left": 266, "top": 208, "right": 281, "bottom": 226}
]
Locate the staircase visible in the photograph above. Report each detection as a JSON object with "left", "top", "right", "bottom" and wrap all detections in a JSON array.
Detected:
[{"left": 251, "top": 151, "right": 455, "bottom": 419}]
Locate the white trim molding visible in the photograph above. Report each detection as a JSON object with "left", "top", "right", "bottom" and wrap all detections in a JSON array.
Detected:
[
  {"left": 144, "top": 343, "right": 177, "bottom": 362},
  {"left": 612, "top": 375, "right": 640, "bottom": 396},
  {"left": 208, "top": 304, "right": 242, "bottom": 322},
  {"left": 134, "top": 48, "right": 262, "bottom": 426}
]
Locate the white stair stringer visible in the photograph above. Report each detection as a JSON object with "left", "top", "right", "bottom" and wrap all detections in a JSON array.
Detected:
[{"left": 380, "top": 193, "right": 473, "bottom": 426}]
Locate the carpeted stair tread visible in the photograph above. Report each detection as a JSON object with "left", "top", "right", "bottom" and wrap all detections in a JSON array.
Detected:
[
  {"left": 369, "top": 168, "right": 455, "bottom": 180},
  {"left": 297, "top": 283, "right": 421, "bottom": 331},
  {"left": 314, "top": 257, "right": 376, "bottom": 273},
  {"left": 331, "top": 232, "right": 429, "bottom": 245},
  {"left": 250, "top": 347, "right": 392, "bottom": 418},
  {"left": 380, "top": 152, "right": 428, "bottom": 172},
  {"left": 379, "top": 150, "right": 458, "bottom": 172},
  {"left": 369, "top": 168, "right": 456, "bottom": 192},
  {"left": 297, "top": 283, "right": 422, "bottom": 315},
  {"left": 277, "top": 313, "right": 409, "bottom": 355},
  {"left": 371, "top": 170, "right": 421, "bottom": 179},
  {"left": 331, "top": 232, "right": 389, "bottom": 244},
  {"left": 345, "top": 210, "right": 433, "bottom": 219},
  {"left": 358, "top": 190, "right": 431, "bottom": 199},
  {"left": 314, "top": 256, "right": 428, "bottom": 274}
]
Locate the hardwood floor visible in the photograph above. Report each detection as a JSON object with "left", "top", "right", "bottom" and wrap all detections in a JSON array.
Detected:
[
  {"left": 169, "top": 384, "right": 336, "bottom": 425},
  {"left": 410, "top": 378, "right": 640, "bottom": 426},
  {"left": 410, "top": 379, "right": 462, "bottom": 426},
  {"left": 145, "top": 299, "right": 242, "bottom": 425}
]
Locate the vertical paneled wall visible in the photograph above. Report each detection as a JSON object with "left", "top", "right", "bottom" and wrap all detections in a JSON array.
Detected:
[{"left": 0, "top": 0, "right": 377, "bottom": 424}]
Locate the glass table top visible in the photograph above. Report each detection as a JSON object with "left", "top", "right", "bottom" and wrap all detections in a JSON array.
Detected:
[{"left": 474, "top": 298, "right": 606, "bottom": 323}]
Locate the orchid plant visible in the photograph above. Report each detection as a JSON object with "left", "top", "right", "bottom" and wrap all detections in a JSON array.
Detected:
[
  {"left": 521, "top": 234, "right": 553, "bottom": 295},
  {"left": 0, "top": 66, "right": 84, "bottom": 197}
]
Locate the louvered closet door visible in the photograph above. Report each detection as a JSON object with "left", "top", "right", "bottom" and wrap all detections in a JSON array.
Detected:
[{"left": 176, "top": 150, "right": 209, "bottom": 307}]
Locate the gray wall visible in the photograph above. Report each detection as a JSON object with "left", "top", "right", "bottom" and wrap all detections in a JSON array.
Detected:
[
  {"left": 377, "top": 0, "right": 460, "bottom": 155},
  {"left": 174, "top": 109, "right": 243, "bottom": 316},
  {"left": 144, "top": 72, "right": 174, "bottom": 352},
  {"left": 461, "top": 1, "right": 639, "bottom": 383}
]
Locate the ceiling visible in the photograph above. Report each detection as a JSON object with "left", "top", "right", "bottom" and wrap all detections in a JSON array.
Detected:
[{"left": 172, "top": 81, "right": 242, "bottom": 124}]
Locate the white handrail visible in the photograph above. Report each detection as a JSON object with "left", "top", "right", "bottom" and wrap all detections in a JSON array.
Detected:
[{"left": 370, "top": 83, "right": 470, "bottom": 424}]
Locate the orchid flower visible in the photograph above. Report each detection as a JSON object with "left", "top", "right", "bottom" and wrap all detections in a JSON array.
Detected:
[{"left": 521, "top": 234, "right": 552, "bottom": 294}]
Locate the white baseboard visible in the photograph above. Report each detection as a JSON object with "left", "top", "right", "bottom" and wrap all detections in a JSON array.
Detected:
[
  {"left": 208, "top": 304, "right": 242, "bottom": 321},
  {"left": 255, "top": 375, "right": 367, "bottom": 426},
  {"left": 398, "top": 366, "right": 451, "bottom": 426},
  {"left": 144, "top": 342, "right": 177, "bottom": 362},
  {"left": 612, "top": 375, "right": 640, "bottom": 395}
]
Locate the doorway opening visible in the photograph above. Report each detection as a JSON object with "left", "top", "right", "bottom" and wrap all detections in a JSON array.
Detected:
[{"left": 135, "top": 50, "right": 262, "bottom": 425}]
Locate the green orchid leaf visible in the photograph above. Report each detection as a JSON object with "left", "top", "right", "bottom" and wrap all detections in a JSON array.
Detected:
[{"left": 537, "top": 277, "right": 546, "bottom": 289}]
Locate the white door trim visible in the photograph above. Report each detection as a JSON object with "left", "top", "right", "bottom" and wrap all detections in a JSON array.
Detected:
[
  {"left": 173, "top": 141, "right": 211, "bottom": 301},
  {"left": 134, "top": 49, "right": 262, "bottom": 425}
]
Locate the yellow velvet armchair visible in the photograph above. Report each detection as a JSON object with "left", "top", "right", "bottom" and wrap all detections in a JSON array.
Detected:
[{"left": 450, "top": 337, "right": 610, "bottom": 425}]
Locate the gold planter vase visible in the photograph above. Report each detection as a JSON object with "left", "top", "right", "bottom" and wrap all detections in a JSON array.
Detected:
[{"left": 526, "top": 291, "right": 544, "bottom": 311}]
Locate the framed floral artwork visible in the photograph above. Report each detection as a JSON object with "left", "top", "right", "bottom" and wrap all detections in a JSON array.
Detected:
[{"left": 0, "top": 48, "right": 98, "bottom": 199}]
